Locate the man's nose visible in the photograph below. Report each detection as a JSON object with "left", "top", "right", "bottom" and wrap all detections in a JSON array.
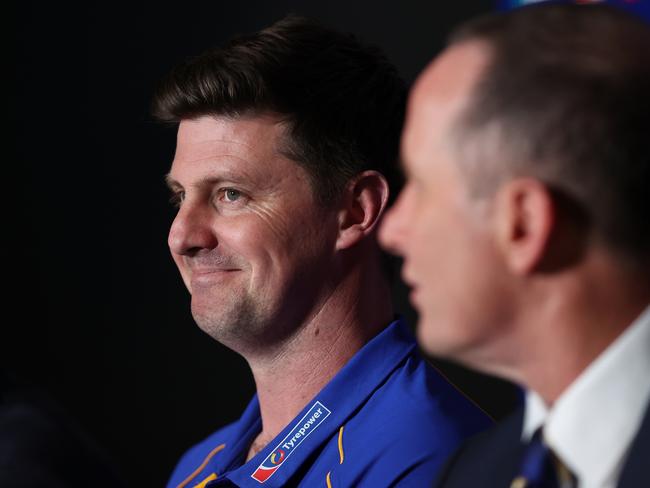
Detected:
[
  {"left": 379, "top": 190, "right": 409, "bottom": 256},
  {"left": 168, "top": 202, "right": 218, "bottom": 256}
]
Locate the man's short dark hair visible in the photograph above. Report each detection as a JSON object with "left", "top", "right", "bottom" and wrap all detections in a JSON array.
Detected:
[
  {"left": 152, "top": 15, "right": 405, "bottom": 205},
  {"left": 447, "top": 4, "right": 650, "bottom": 259}
]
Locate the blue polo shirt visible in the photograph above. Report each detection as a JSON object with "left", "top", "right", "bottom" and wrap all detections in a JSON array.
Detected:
[{"left": 167, "top": 319, "right": 491, "bottom": 487}]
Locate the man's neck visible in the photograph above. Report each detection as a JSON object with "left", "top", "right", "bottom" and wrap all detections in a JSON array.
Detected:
[
  {"left": 244, "top": 267, "right": 393, "bottom": 461},
  {"left": 506, "top": 255, "right": 650, "bottom": 406}
]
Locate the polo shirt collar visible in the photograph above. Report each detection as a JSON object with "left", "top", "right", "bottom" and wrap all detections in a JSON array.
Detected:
[{"left": 207, "top": 318, "right": 416, "bottom": 487}]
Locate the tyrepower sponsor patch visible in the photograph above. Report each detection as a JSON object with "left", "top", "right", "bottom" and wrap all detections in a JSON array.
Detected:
[{"left": 251, "top": 401, "right": 331, "bottom": 483}]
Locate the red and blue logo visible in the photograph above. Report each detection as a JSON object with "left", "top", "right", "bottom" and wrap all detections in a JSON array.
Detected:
[
  {"left": 269, "top": 449, "right": 285, "bottom": 465},
  {"left": 251, "top": 401, "right": 331, "bottom": 483}
]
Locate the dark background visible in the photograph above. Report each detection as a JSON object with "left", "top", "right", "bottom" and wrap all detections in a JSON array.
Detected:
[{"left": 9, "top": 1, "right": 519, "bottom": 486}]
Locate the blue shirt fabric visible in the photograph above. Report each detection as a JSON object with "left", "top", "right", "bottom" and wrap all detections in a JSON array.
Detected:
[{"left": 167, "top": 319, "right": 492, "bottom": 487}]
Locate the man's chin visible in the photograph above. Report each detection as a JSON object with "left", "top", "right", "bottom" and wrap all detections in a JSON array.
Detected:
[
  {"left": 190, "top": 298, "right": 259, "bottom": 339},
  {"left": 416, "top": 316, "right": 466, "bottom": 358},
  {"left": 191, "top": 313, "right": 241, "bottom": 345}
]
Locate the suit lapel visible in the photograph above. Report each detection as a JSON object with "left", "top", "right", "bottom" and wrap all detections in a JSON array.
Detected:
[{"left": 434, "top": 407, "right": 526, "bottom": 488}]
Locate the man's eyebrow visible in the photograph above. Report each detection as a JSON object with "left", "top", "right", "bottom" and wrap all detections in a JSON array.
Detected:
[
  {"left": 164, "top": 174, "right": 248, "bottom": 192},
  {"left": 164, "top": 173, "right": 181, "bottom": 191}
]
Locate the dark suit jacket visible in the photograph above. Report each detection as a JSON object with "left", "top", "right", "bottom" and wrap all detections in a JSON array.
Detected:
[{"left": 434, "top": 401, "right": 650, "bottom": 487}]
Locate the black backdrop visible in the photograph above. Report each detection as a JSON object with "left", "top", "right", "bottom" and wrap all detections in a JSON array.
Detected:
[{"left": 9, "top": 2, "right": 519, "bottom": 485}]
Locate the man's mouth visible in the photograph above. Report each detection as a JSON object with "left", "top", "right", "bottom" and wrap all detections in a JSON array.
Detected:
[{"left": 190, "top": 267, "right": 241, "bottom": 286}]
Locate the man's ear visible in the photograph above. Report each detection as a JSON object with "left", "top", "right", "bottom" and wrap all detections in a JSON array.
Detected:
[
  {"left": 493, "top": 178, "right": 555, "bottom": 275},
  {"left": 335, "top": 170, "right": 390, "bottom": 250}
]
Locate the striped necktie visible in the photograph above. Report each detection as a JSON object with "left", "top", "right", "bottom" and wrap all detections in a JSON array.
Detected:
[{"left": 511, "top": 428, "right": 577, "bottom": 488}]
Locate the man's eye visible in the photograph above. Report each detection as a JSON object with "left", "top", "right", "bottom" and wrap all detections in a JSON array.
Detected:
[{"left": 224, "top": 188, "right": 242, "bottom": 202}]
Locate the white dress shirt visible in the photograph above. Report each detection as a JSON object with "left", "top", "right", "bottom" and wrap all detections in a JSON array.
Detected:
[{"left": 522, "top": 304, "right": 650, "bottom": 488}]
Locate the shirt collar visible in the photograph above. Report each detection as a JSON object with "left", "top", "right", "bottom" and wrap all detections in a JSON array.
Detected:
[
  {"left": 208, "top": 318, "right": 417, "bottom": 487},
  {"left": 522, "top": 389, "right": 548, "bottom": 442},
  {"left": 522, "top": 304, "right": 650, "bottom": 487}
]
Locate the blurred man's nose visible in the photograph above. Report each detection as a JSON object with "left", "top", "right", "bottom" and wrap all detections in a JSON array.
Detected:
[
  {"left": 168, "top": 202, "right": 218, "bottom": 256},
  {"left": 379, "top": 188, "right": 410, "bottom": 256}
]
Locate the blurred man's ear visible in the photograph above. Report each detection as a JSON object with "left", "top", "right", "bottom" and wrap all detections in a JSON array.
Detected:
[
  {"left": 493, "top": 177, "right": 555, "bottom": 275},
  {"left": 335, "top": 171, "right": 390, "bottom": 250}
]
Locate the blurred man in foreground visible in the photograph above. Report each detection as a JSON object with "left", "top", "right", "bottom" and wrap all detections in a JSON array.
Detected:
[
  {"left": 381, "top": 3, "right": 650, "bottom": 487},
  {"left": 153, "top": 16, "right": 490, "bottom": 488}
]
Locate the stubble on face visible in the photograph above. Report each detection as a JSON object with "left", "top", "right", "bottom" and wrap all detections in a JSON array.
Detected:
[
  {"left": 183, "top": 248, "right": 259, "bottom": 344},
  {"left": 191, "top": 282, "right": 265, "bottom": 347}
]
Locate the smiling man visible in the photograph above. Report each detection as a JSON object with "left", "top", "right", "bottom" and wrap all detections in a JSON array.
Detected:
[
  {"left": 380, "top": 3, "right": 650, "bottom": 487},
  {"left": 153, "top": 16, "right": 490, "bottom": 488}
]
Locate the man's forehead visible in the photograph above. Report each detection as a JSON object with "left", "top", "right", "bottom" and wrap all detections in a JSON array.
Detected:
[
  {"left": 411, "top": 40, "right": 491, "bottom": 117},
  {"left": 174, "top": 115, "right": 288, "bottom": 162},
  {"left": 168, "top": 114, "right": 313, "bottom": 196},
  {"left": 400, "top": 41, "right": 492, "bottom": 179},
  {"left": 177, "top": 116, "right": 285, "bottom": 154}
]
